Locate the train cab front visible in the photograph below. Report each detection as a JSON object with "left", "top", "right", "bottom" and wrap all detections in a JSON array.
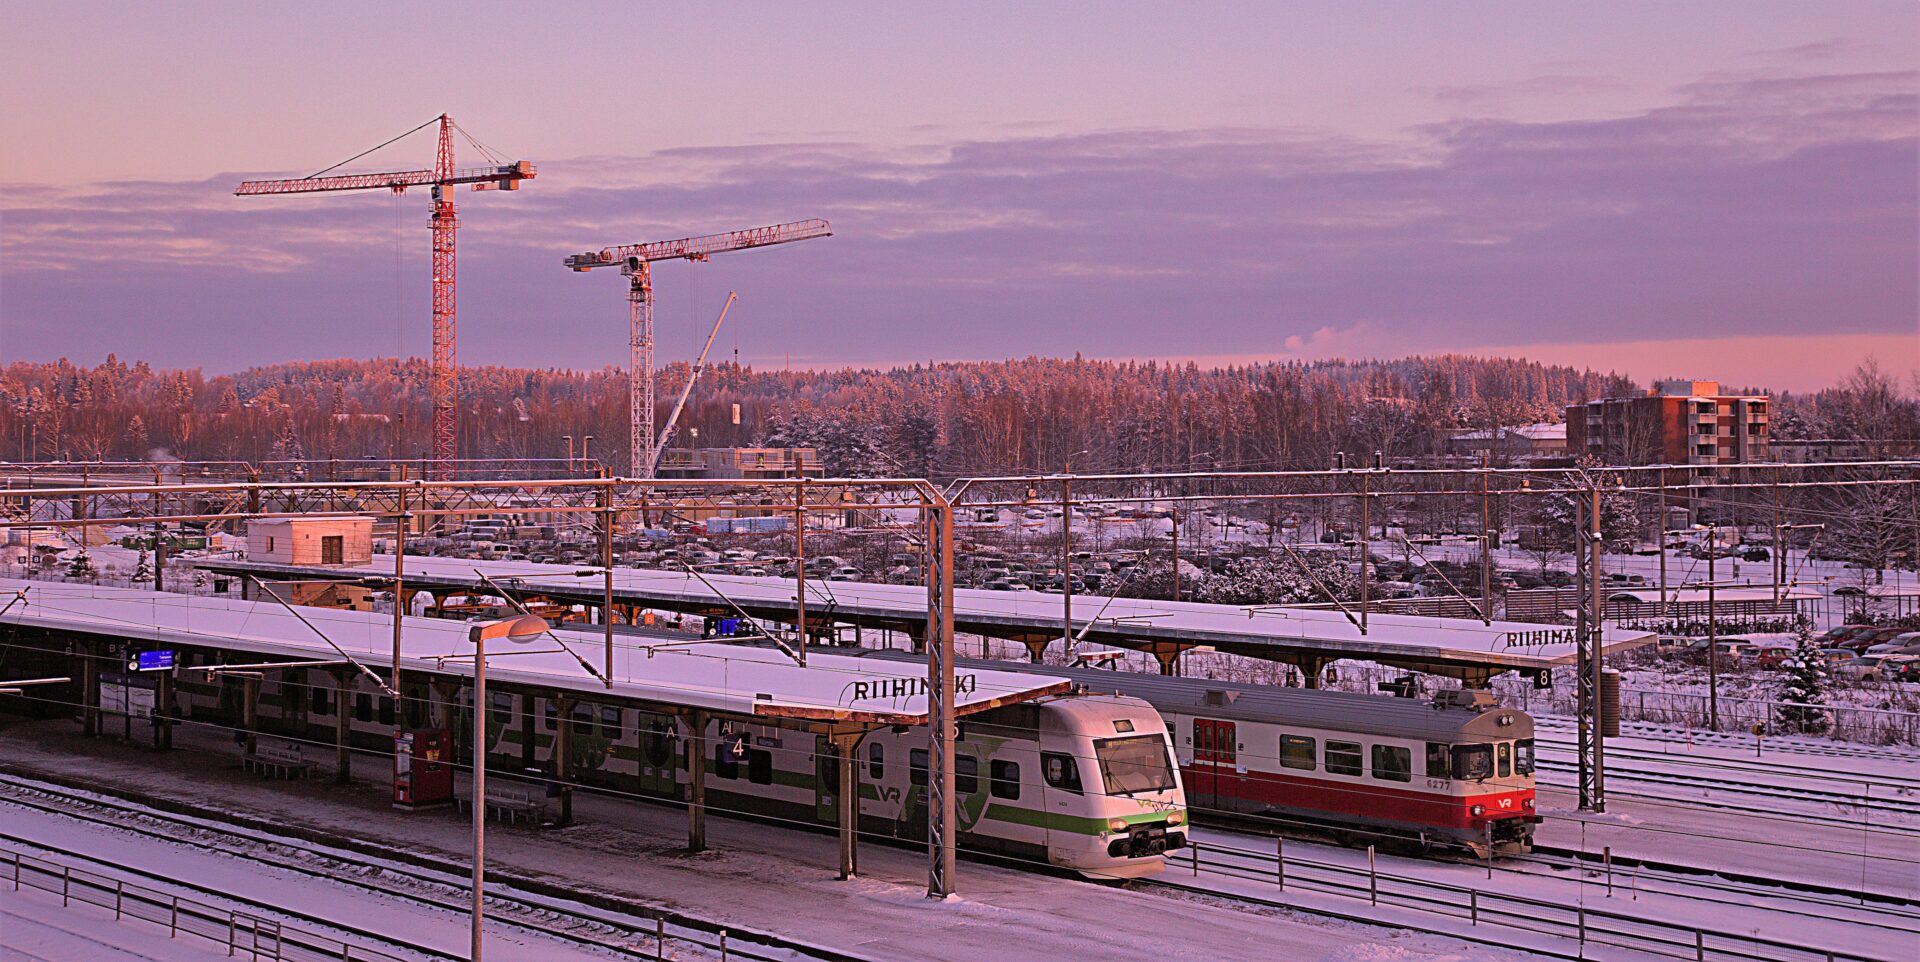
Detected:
[{"left": 1045, "top": 699, "right": 1190, "bottom": 880}]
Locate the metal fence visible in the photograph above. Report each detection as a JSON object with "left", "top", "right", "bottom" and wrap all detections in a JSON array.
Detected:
[
  {"left": 1178, "top": 837, "right": 1887, "bottom": 962},
  {"left": 2, "top": 845, "right": 417, "bottom": 962}
]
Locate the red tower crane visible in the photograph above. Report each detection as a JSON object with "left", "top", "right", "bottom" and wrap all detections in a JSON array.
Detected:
[
  {"left": 235, "top": 115, "right": 535, "bottom": 475},
  {"left": 564, "top": 219, "right": 831, "bottom": 477}
]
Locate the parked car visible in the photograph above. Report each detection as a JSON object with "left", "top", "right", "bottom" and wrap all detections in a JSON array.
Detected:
[{"left": 1833, "top": 655, "right": 1888, "bottom": 683}]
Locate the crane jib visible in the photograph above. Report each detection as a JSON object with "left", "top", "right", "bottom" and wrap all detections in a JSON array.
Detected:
[{"left": 234, "top": 162, "right": 535, "bottom": 196}]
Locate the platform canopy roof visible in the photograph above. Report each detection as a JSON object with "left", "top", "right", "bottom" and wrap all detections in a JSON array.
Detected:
[
  {"left": 196, "top": 555, "right": 1657, "bottom": 681},
  {"left": 0, "top": 579, "right": 1067, "bottom": 726}
]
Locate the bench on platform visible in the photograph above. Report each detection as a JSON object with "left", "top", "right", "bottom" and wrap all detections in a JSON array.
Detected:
[
  {"left": 242, "top": 739, "right": 316, "bottom": 780},
  {"left": 456, "top": 781, "right": 550, "bottom": 826}
]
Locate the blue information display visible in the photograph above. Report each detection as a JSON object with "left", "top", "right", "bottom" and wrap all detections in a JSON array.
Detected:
[{"left": 132, "top": 650, "right": 176, "bottom": 672}]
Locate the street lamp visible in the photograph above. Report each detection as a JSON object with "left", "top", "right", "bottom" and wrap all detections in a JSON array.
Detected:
[{"left": 465, "top": 612, "right": 548, "bottom": 962}]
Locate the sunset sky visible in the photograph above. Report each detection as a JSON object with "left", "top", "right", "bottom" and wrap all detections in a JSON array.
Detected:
[{"left": 2, "top": 1, "right": 1914, "bottom": 392}]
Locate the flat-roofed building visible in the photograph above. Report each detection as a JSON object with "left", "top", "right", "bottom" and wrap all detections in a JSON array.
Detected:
[{"left": 1566, "top": 379, "right": 1768, "bottom": 470}]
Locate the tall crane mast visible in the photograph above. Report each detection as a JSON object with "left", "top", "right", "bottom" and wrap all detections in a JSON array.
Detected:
[
  {"left": 235, "top": 115, "right": 535, "bottom": 476},
  {"left": 564, "top": 218, "right": 831, "bottom": 477}
]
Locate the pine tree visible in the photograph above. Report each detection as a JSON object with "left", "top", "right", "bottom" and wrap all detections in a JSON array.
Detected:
[
  {"left": 132, "top": 550, "right": 154, "bottom": 584},
  {"left": 1775, "top": 624, "right": 1831, "bottom": 735},
  {"left": 66, "top": 551, "right": 95, "bottom": 580}
]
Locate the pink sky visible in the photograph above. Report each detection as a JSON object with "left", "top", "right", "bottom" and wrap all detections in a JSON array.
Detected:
[{"left": 1, "top": 2, "right": 1914, "bottom": 393}]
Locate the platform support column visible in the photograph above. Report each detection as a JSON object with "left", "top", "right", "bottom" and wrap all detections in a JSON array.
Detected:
[
  {"left": 1299, "top": 657, "right": 1325, "bottom": 689},
  {"left": 1151, "top": 644, "right": 1182, "bottom": 676},
  {"left": 836, "top": 732, "right": 861, "bottom": 880},
  {"left": 153, "top": 670, "right": 173, "bottom": 750},
  {"left": 1021, "top": 638, "right": 1048, "bottom": 663},
  {"left": 686, "top": 711, "right": 707, "bottom": 853},
  {"left": 332, "top": 670, "right": 353, "bottom": 784},
  {"left": 925, "top": 491, "right": 957, "bottom": 900},
  {"left": 80, "top": 641, "right": 98, "bottom": 736},
  {"left": 553, "top": 694, "right": 575, "bottom": 826},
  {"left": 240, "top": 676, "right": 260, "bottom": 755}
]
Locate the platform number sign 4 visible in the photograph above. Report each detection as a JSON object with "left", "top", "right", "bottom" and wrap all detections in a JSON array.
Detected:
[
  {"left": 724, "top": 730, "right": 750, "bottom": 761},
  {"left": 129, "top": 650, "right": 175, "bottom": 672}
]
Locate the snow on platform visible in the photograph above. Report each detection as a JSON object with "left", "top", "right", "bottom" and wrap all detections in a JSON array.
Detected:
[
  {"left": 197, "top": 554, "right": 1656, "bottom": 678},
  {"left": 0, "top": 579, "right": 1068, "bottom": 725}
]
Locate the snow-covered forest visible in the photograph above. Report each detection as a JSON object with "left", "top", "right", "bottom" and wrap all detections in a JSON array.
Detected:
[{"left": 1, "top": 353, "right": 1913, "bottom": 478}]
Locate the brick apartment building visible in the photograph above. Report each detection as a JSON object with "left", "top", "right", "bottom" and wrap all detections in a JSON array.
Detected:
[{"left": 1565, "top": 379, "right": 1769, "bottom": 468}]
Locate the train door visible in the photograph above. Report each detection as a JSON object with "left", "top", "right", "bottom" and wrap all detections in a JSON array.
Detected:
[
  {"left": 1193, "top": 718, "right": 1237, "bottom": 812},
  {"left": 814, "top": 736, "right": 840, "bottom": 825},
  {"left": 636, "top": 712, "right": 678, "bottom": 797}
]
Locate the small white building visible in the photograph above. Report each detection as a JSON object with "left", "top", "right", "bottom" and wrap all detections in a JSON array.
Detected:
[{"left": 246, "top": 518, "right": 373, "bottom": 566}]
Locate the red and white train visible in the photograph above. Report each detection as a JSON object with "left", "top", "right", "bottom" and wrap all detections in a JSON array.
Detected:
[{"left": 862, "top": 653, "right": 1537, "bottom": 857}]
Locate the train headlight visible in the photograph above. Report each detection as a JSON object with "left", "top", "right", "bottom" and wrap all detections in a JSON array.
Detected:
[
  {"left": 1470, "top": 804, "right": 1486, "bottom": 817},
  {"left": 1108, "top": 818, "right": 1129, "bottom": 833},
  {"left": 1522, "top": 797, "right": 1534, "bottom": 810},
  {"left": 1166, "top": 811, "right": 1186, "bottom": 826}
]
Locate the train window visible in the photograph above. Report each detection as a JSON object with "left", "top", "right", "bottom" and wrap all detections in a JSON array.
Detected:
[
  {"left": 600, "top": 706, "right": 621, "bottom": 739},
  {"left": 570, "top": 704, "right": 592, "bottom": 736},
  {"left": 990, "top": 759, "right": 1020, "bottom": 799},
  {"left": 1496, "top": 743, "right": 1512, "bottom": 778},
  {"left": 1325, "top": 740, "right": 1363, "bottom": 777},
  {"left": 957, "top": 755, "right": 979, "bottom": 795},
  {"left": 1425, "top": 743, "right": 1450, "bottom": 778},
  {"left": 1279, "top": 735, "right": 1316, "bottom": 770},
  {"left": 1451, "top": 744, "right": 1493, "bottom": 780},
  {"left": 543, "top": 702, "right": 557, "bottom": 730},
  {"left": 490, "top": 691, "right": 513, "bottom": 717},
  {"left": 310, "top": 686, "right": 330, "bottom": 715},
  {"left": 1042, "top": 751, "right": 1083, "bottom": 793},
  {"left": 354, "top": 692, "right": 372, "bottom": 723},
  {"left": 1370, "top": 744, "right": 1412, "bottom": 782},
  {"left": 377, "top": 696, "right": 395, "bottom": 726},
  {"left": 868, "top": 742, "right": 884, "bottom": 780},
  {"left": 910, "top": 748, "right": 929, "bottom": 787},
  {"left": 1515, "top": 739, "right": 1535, "bottom": 775},
  {"left": 748, "top": 748, "right": 773, "bottom": 785},
  {"left": 714, "top": 739, "right": 740, "bottom": 779}
]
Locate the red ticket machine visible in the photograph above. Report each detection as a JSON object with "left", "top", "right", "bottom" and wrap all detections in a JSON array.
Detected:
[{"left": 393, "top": 729, "right": 453, "bottom": 809}]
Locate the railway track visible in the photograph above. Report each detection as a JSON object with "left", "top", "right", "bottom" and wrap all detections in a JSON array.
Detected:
[
  {"left": 1534, "top": 718, "right": 1920, "bottom": 765},
  {"left": 1150, "top": 829, "right": 1903, "bottom": 962},
  {"left": 0, "top": 771, "right": 873, "bottom": 962},
  {"left": 1532, "top": 757, "right": 1920, "bottom": 829}
]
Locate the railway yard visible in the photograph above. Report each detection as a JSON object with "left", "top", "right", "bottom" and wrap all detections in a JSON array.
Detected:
[{"left": 1, "top": 566, "right": 1915, "bottom": 962}]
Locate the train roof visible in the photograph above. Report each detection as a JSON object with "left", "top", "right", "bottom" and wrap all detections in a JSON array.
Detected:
[{"left": 853, "top": 650, "right": 1531, "bottom": 742}]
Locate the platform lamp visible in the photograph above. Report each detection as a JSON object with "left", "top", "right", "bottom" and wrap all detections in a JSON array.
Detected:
[{"left": 466, "top": 612, "right": 548, "bottom": 962}]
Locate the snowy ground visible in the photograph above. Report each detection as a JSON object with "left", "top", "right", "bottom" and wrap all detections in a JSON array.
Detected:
[{"left": 0, "top": 718, "right": 1558, "bottom": 962}]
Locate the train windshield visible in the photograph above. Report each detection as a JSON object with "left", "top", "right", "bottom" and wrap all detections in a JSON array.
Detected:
[
  {"left": 1094, "top": 735, "right": 1177, "bottom": 795},
  {"left": 1451, "top": 743, "right": 1494, "bottom": 780}
]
